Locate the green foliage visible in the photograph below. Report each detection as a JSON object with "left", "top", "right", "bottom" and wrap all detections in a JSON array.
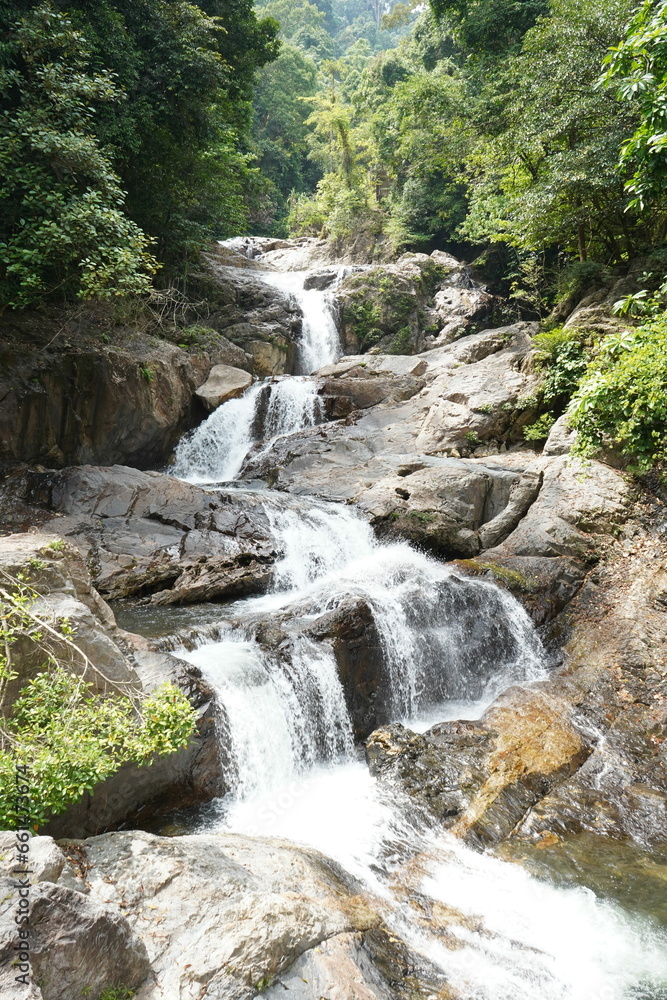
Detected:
[
  {"left": 0, "top": 574, "right": 196, "bottom": 830},
  {"left": 523, "top": 411, "right": 556, "bottom": 441},
  {"left": 601, "top": 0, "right": 667, "bottom": 210},
  {"left": 569, "top": 318, "right": 667, "bottom": 469},
  {"left": 344, "top": 297, "right": 382, "bottom": 347},
  {"left": 0, "top": 0, "right": 279, "bottom": 302},
  {"left": 0, "top": 5, "right": 159, "bottom": 308},
  {"left": 97, "top": 987, "right": 136, "bottom": 1000}
]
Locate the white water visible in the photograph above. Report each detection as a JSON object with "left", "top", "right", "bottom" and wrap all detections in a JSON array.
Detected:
[
  {"left": 173, "top": 492, "right": 667, "bottom": 1000},
  {"left": 168, "top": 252, "right": 667, "bottom": 998},
  {"left": 172, "top": 376, "right": 321, "bottom": 483},
  {"left": 172, "top": 267, "right": 342, "bottom": 483},
  {"left": 261, "top": 270, "right": 342, "bottom": 373}
]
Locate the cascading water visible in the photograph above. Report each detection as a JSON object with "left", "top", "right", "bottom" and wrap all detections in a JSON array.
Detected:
[
  {"left": 174, "top": 493, "right": 667, "bottom": 1000},
  {"left": 261, "top": 269, "right": 343, "bottom": 373},
  {"left": 172, "top": 376, "right": 322, "bottom": 483},
  {"left": 166, "top": 256, "right": 667, "bottom": 998},
  {"left": 171, "top": 268, "right": 342, "bottom": 482}
]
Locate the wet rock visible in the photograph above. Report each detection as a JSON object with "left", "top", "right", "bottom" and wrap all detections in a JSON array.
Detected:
[
  {"left": 306, "top": 599, "right": 387, "bottom": 738},
  {"left": 18, "top": 465, "right": 278, "bottom": 605},
  {"left": 512, "top": 531, "right": 667, "bottom": 848},
  {"left": 191, "top": 249, "right": 303, "bottom": 375},
  {"left": 76, "top": 830, "right": 382, "bottom": 1000},
  {"left": 367, "top": 685, "right": 592, "bottom": 848},
  {"left": 195, "top": 365, "right": 253, "bottom": 411},
  {"left": 304, "top": 268, "right": 340, "bottom": 291}
]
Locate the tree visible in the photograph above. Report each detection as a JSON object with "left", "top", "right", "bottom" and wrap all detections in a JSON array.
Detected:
[
  {"left": 0, "top": 4, "right": 158, "bottom": 308},
  {"left": 602, "top": 0, "right": 667, "bottom": 210}
]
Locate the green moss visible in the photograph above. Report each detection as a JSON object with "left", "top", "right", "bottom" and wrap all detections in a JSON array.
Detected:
[
  {"left": 408, "top": 510, "right": 438, "bottom": 524},
  {"left": 456, "top": 559, "right": 537, "bottom": 593}
]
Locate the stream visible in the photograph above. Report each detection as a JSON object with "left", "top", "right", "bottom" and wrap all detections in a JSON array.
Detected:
[{"left": 154, "top": 265, "right": 667, "bottom": 1000}]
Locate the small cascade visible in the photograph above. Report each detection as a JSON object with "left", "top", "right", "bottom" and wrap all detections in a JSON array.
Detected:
[
  {"left": 179, "top": 635, "right": 353, "bottom": 801},
  {"left": 261, "top": 270, "right": 342, "bottom": 373},
  {"left": 253, "top": 501, "right": 545, "bottom": 721},
  {"left": 172, "top": 376, "right": 322, "bottom": 484}
]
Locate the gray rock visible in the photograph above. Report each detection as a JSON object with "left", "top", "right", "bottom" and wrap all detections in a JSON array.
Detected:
[
  {"left": 543, "top": 413, "right": 577, "bottom": 456},
  {"left": 22, "top": 465, "right": 278, "bottom": 605},
  {"left": 195, "top": 365, "right": 253, "bottom": 412},
  {"left": 78, "top": 830, "right": 381, "bottom": 1000}
]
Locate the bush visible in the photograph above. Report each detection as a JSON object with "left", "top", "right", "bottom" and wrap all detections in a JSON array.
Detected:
[
  {"left": 569, "top": 319, "right": 667, "bottom": 469},
  {"left": 0, "top": 574, "right": 196, "bottom": 830}
]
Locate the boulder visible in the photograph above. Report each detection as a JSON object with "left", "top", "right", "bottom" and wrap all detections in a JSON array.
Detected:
[
  {"left": 543, "top": 413, "right": 577, "bottom": 456},
  {"left": 0, "top": 847, "right": 149, "bottom": 1000},
  {"left": 366, "top": 683, "right": 592, "bottom": 849},
  {"left": 77, "top": 830, "right": 382, "bottom": 1000},
  {"left": 195, "top": 365, "right": 253, "bottom": 411},
  {"left": 335, "top": 251, "right": 493, "bottom": 356},
  {"left": 14, "top": 465, "right": 278, "bottom": 605}
]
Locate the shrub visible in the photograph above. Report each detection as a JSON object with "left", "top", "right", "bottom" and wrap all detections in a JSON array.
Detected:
[
  {"left": 523, "top": 412, "right": 556, "bottom": 441},
  {"left": 569, "top": 319, "right": 667, "bottom": 470},
  {"left": 0, "top": 574, "right": 196, "bottom": 830}
]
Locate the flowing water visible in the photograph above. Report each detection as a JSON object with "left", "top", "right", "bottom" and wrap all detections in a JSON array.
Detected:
[
  {"left": 167, "top": 267, "right": 667, "bottom": 1000},
  {"left": 172, "top": 270, "right": 341, "bottom": 482},
  {"left": 261, "top": 269, "right": 343, "bottom": 374}
]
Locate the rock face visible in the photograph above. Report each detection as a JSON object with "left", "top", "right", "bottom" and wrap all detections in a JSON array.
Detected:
[
  {"left": 335, "top": 251, "right": 494, "bottom": 356},
  {"left": 0, "top": 324, "right": 239, "bottom": 471},
  {"left": 193, "top": 247, "right": 303, "bottom": 376},
  {"left": 0, "top": 527, "right": 223, "bottom": 839},
  {"left": 73, "top": 830, "right": 385, "bottom": 1000},
  {"left": 14, "top": 465, "right": 279, "bottom": 605},
  {"left": 0, "top": 836, "right": 150, "bottom": 1000},
  {"left": 195, "top": 364, "right": 253, "bottom": 411}
]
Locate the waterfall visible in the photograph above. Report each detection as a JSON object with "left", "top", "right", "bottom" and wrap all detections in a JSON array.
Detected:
[
  {"left": 261, "top": 270, "right": 342, "bottom": 373},
  {"left": 170, "top": 491, "right": 667, "bottom": 1000},
  {"left": 177, "top": 494, "right": 545, "bottom": 789},
  {"left": 172, "top": 377, "right": 321, "bottom": 483},
  {"left": 166, "top": 258, "right": 667, "bottom": 999}
]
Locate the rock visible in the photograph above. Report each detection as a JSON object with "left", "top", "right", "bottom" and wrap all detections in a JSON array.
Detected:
[
  {"left": 366, "top": 682, "right": 592, "bottom": 848},
  {"left": 16, "top": 465, "right": 278, "bottom": 605},
  {"left": 0, "top": 833, "right": 66, "bottom": 884},
  {"left": 483, "top": 456, "right": 630, "bottom": 563},
  {"left": 30, "top": 882, "right": 150, "bottom": 1000},
  {"left": 304, "top": 268, "right": 340, "bottom": 291},
  {"left": 511, "top": 526, "right": 667, "bottom": 848},
  {"left": 78, "top": 830, "right": 382, "bottom": 1000},
  {"left": 563, "top": 274, "right": 639, "bottom": 337},
  {"left": 0, "top": 326, "right": 229, "bottom": 471},
  {"left": 195, "top": 365, "right": 253, "bottom": 411},
  {"left": 305, "top": 599, "right": 387, "bottom": 738},
  {"left": 0, "top": 522, "right": 222, "bottom": 838},
  {"left": 414, "top": 324, "right": 539, "bottom": 455},
  {"left": 189, "top": 250, "right": 303, "bottom": 376},
  {"left": 543, "top": 413, "right": 577, "bottom": 456},
  {"left": 335, "top": 251, "right": 493, "bottom": 356},
  {"left": 0, "top": 860, "right": 149, "bottom": 1000},
  {"left": 262, "top": 932, "right": 392, "bottom": 1000},
  {"left": 358, "top": 461, "right": 541, "bottom": 559}
]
